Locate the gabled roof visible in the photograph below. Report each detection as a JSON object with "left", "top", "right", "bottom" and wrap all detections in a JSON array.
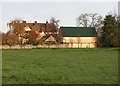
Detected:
[
  {"left": 10, "top": 21, "right": 57, "bottom": 32},
  {"left": 31, "top": 23, "right": 41, "bottom": 31},
  {"left": 60, "top": 27, "right": 97, "bottom": 37}
]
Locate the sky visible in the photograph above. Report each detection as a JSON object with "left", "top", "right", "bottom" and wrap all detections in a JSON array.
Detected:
[
  {"left": 118, "top": 1, "right": 120, "bottom": 16},
  {"left": 0, "top": 0, "right": 119, "bottom": 33}
]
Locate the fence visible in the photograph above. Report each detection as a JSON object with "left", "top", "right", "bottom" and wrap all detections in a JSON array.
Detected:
[
  {"left": 0, "top": 44, "right": 69, "bottom": 49},
  {"left": 0, "top": 42, "right": 96, "bottom": 49}
]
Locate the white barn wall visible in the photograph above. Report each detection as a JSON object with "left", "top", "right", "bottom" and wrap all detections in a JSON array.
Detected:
[{"left": 63, "top": 37, "right": 97, "bottom": 48}]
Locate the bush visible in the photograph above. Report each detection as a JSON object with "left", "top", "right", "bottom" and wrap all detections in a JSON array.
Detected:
[
  {"left": 25, "top": 39, "right": 39, "bottom": 46},
  {"left": 6, "top": 39, "right": 16, "bottom": 48},
  {"left": 44, "top": 41, "right": 55, "bottom": 45}
]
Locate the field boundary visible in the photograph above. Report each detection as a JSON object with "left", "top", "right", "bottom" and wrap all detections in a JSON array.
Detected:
[
  {"left": 0, "top": 44, "right": 69, "bottom": 49},
  {"left": 0, "top": 44, "right": 96, "bottom": 49}
]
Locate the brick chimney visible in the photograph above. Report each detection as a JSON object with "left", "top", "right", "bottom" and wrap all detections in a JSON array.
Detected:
[
  {"left": 34, "top": 21, "right": 37, "bottom": 23},
  {"left": 46, "top": 20, "right": 48, "bottom": 30},
  {"left": 23, "top": 21, "right": 26, "bottom": 23}
]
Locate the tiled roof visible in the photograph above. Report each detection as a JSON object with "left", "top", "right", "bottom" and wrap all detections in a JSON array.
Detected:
[{"left": 10, "top": 21, "right": 57, "bottom": 32}]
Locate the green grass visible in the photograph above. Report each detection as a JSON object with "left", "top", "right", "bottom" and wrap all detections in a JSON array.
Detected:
[{"left": 2, "top": 48, "right": 118, "bottom": 84}]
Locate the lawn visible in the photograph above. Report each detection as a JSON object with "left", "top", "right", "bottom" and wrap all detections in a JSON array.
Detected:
[{"left": 2, "top": 48, "right": 118, "bottom": 84}]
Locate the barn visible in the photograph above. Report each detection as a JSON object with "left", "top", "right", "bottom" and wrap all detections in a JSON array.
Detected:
[{"left": 60, "top": 27, "right": 97, "bottom": 48}]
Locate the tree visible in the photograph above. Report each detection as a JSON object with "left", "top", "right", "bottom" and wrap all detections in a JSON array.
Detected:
[
  {"left": 24, "top": 31, "right": 39, "bottom": 46},
  {"left": 2, "top": 33, "right": 7, "bottom": 45},
  {"left": 69, "top": 38, "right": 73, "bottom": 48},
  {"left": 101, "top": 15, "right": 118, "bottom": 47},
  {"left": 50, "top": 17, "right": 61, "bottom": 44},
  {"left": 76, "top": 13, "right": 103, "bottom": 36},
  {"left": 117, "top": 16, "right": 120, "bottom": 47},
  {"left": 0, "top": 31, "right": 2, "bottom": 45},
  {"left": 8, "top": 19, "right": 25, "bottom": 48},
  {"left": 3, "top": 31, "right": 19, "bottom": 48},
  {"left": 50, "top": 17, "right": 60, "bottom": 31}
]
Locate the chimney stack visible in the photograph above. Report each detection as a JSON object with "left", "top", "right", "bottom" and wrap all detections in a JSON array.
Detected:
[
  {"left": 35, "top": 21, "right": 37, "bottom": 23},
  {"left": 23, "top": 21, "right": 26, "bottom": 23},
  {"left": 46, "top": 20, "right": 48, "bottom": 30}
]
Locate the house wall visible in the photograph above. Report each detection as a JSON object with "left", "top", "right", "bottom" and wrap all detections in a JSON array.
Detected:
[{"left": 63, "top": 37, "right": 97, "bottom": 48}]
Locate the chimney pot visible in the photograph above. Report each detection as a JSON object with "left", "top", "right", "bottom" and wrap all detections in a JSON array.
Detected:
[
  {"left": 23, "top": 21, "right": 26, "bottom": 23},
  {"left": 46, "top": 20, "right": 48, "bottom": 23}
]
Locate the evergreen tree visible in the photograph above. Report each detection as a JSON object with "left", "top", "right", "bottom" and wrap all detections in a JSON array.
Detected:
[
  {"left": 101, "top": 15, "right": 118, "bottom": 47},
  {"left": 118, "top": 17, "right": 120, "bottom": 47}
]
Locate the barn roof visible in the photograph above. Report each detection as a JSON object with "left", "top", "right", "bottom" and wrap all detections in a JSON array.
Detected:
[{"left": 60, "top": 27, "right": 97, "bottom": 37}]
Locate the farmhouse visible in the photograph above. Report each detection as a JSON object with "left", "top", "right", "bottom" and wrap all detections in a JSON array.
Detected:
[
  {"left": 9, "top": 20, "right": 57, "bottom": 33},
  {"left": 60, "top": 27, "right": 97, "bottom": 48},
  {"left": 9, "top": 20, "right": 58, "bottom": 43}
]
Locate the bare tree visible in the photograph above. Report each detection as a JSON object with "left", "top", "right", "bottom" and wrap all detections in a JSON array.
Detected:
[
  {"left": 76, "top": 13, "right": 103, "bottom": 36},
  {"left": 50, "top": 17, "right": 60, "bottom": 30},
  {"left": 76, "top": 13, "right": 103, "bottom": 27},
  {"left": 76, "top": 13, "right": 89, "bottom": 27},
  {"left": 50, "top": 17, "right": 61, "bottom": 44}
]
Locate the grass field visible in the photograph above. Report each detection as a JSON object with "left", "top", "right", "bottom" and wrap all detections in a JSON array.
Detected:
[{"left": 2, "top": 48, "right": 118, "bottom": 84}]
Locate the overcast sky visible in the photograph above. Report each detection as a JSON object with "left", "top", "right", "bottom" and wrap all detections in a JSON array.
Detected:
[{"left": 0, "top": 0, "right": 119, "bottom": 33}]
